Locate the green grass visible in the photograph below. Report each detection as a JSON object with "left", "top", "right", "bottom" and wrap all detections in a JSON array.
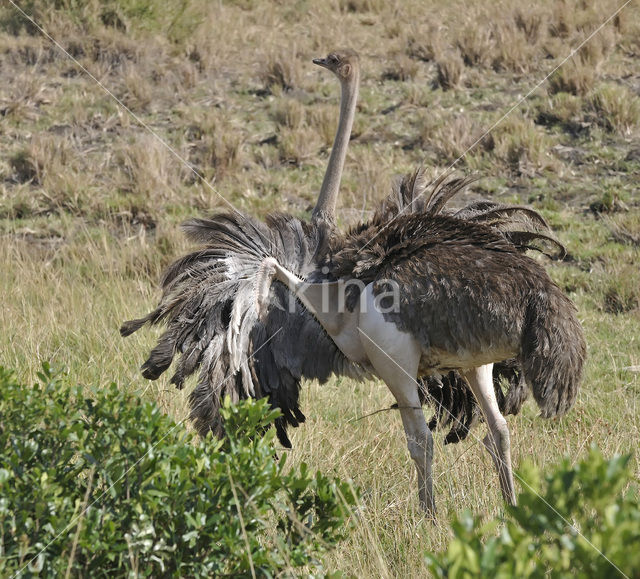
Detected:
[{"left": 1, "top": 0, "right": 639, "bottom": 575}]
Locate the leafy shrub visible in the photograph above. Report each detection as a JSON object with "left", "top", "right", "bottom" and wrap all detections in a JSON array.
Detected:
[
  {"left": 0, "top": 364, "right": 356, "bottom": 577},
  {"left": 425, "top": 447, "right": 640, "bottom": 578}
]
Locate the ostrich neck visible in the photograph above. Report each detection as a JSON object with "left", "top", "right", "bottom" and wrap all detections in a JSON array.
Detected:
[
  {"left": 270, "top": 261, "right": 366, "bottom": 362},
  {"left": 312, "top": 72, "right": 359, "bottom": 225},
  {"left": 271, "top": 263, "right": 342, "bottom": 334}
]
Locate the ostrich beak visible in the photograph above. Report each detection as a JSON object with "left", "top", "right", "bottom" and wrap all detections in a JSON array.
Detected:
[{"left": 313, "top": 57, "right": 329, "bottom": 69}]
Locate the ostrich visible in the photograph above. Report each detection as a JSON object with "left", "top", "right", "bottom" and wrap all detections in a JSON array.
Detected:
[
  {"left": 255, "top": 173, "right": 586, "bottom": 513},
  {"left": 122, "top": 50, "right": 584, "bottom": 513}
]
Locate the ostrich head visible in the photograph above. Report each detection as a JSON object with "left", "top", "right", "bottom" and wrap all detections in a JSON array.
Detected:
[{"left": 312, "top": 50, "right": 360, "bottom": 82}]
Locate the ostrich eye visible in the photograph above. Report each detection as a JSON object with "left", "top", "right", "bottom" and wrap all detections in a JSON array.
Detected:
[{"left": 328, "top": 54, "right": 339, "bottom": 64}]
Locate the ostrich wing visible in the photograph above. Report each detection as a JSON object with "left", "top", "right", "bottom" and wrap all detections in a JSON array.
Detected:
[
  {"left": 381, "top": 169, "right": 567, "bottom": 258},
  {"left": 122, "top": 212, "right": 365, "bottom": 447}
]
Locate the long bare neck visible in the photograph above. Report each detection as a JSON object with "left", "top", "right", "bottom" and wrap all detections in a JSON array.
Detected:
[
  {"left": 267, "top": 260, "right": 341, "bottom": 334},
  {"left": 312, "top": 70, "right": 359, "bottom": 225},
  {"left": 255, "top": 256, "right": 366, "bottom": 363},
  {"left": 269, "top": 261, "right": 365, "bottom": 362}
]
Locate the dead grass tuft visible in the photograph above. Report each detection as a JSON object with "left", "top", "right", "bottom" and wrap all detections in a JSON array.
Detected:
[
  {"left": 491, "top": 19, "right": 535, "bottom": 73},
  {"left": 0, "top": 184, "right": 41, "bottom": 220},
  {"left": 382, "top": 54, "right": 420, "bottom": 82},
  {"left": 260, "top": 49, "right": 302, "bottom": 93},
  {"left": 7, "top": 136, "right": 88, "bottom": 214},
  {"left": 402, "top": 83, "right": 431, "bottom": 107},
  {"left": 116, "top": 134, "right": 189, "bottom": 202},
  {"left": 0, "top": 70, "right": 53, "bottom": 121},
  {"left": 338, "top": 0, "right": 386, "bottom": 14},
  {"left": 535, "top": 91, "right": 585, "bottom": 132},
  {"left": 421, "top": 114, "right": 483, "bottom": 165},
  {"left": 85, "top": 29, "right": 141, "bottom": 72},
  {"left": 310, "top": 104, "right": 339, "bottom": 148},
  {"left": 606, "top": 215, "right": 640, "bottom": 247},
  {"left": 269, "top": 96, "right": 324, "bottom": 165},
  {"left": 406, "top": 30, "right": 441, "bottom": 62},
  {"left": 588, "top": 84, "right": 640, "bottom": 136},
  {"left": 514, "top": 8, "right": 546, "bottom": 45},
  {"left": 271, "top": 97, "right": 305, "bottom": 131},
  {"left": 603, "top": 266, "right": 640, "bottom": 313},
  {"left": 580, "top": 26, "right": 616, "bottom": 67},
  {"left": 547, "top": 1, "right": 603, "bottom": 40},
  {"left": 435, "top": 52, "right": 464, "bottom": 91},
  {"left": 548, "top": 58, "right": 596, "bottom": 96},
  {"left": 277, "top": 126, "right": 321, "bottom": 166},
  {"left": 548, "top": 2, "right": 574, "bottom": 39},
  {"left": 121, "top": 65, "right": 153, "bottom": 112},
  {"left": 185, "top": 112, "right": 246, "bottom": 180},
  {"left": 491, "top": 115, "right": 557, "bottom": 176},
  {"left": 456, "top": 27, "right": 493, "bottom": 68},
  {"left": 9, "top": 149, "right": 40, "bottom": 185}
]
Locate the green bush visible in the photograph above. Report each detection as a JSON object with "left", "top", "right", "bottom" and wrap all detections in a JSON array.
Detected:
[
  {"left": 425, "top": 447, "right": 640, "bottom": 578},
  {"left": 0, "top": 364, "right": 357, "bottom": 577}
]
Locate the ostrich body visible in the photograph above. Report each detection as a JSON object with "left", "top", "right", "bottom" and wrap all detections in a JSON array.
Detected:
[
  {"left": 122, "top": 51, "right": 584, "bottom": 513},
  {"left": 256, "top": 190, "right": 586, "bottom": 513}
]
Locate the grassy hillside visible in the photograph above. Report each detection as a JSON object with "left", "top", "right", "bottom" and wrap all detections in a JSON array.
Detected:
[{"left": 1, "top": 0, "right": 639, "bottom": 575}]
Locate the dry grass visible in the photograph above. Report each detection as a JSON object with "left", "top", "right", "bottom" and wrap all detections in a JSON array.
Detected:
[
  {"left": 435, "top": 51, "right": 464, "bottom": 91},
  {"left": 536, "top": 91, "right": 584, "bottom": 128},
  {"left": 603, "top": 266, "right": 640, "bottom": 314},
  {"left": 490, "top": 114, "right": 559, "bottom": 175},
  {"left": 260, "top": 48, "right": 304, "bottom": 93},
  {"left": 382, "top": 53, "right": 420, "bottom": 82},
  {"left": 589, "top": 83, "right": 640, "bottom": 135},
  {"left": 418, "top": 112, "right": 484, "bottom": 167},
  {"left": 548, "top": 57, "right": 597, "bottom": 95},
  {"left": 188, "top": 113, "right": 246, "bottom": 180},
  {"left": 456, "top": 24, "right": 494, "bottom": 69},
  {"left": 1, "top": 0, "right": 639, "bottom": 575}
]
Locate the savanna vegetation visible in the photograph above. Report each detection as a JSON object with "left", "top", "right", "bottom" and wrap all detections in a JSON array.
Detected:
[
  {"left": 1, "top": 0, "right": 639, "bottom": 576},
  {"left": 0, "top": 365, "right": 357, "bottom": 576}
]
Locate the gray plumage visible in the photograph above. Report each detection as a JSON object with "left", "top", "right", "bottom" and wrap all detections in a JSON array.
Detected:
[
  {"left": 122, "top": 170, "right": 576, "bottom": 447},
  {"left": 121, "top": 214, "right": 365, "bottom": 447},
  {"left": 324, "top": 170, "right": 585, "bottom": 419},
  {"left": 368, "top": 169, "right": 570, "bottom": 441},
  {"left": 122, "top": 47, "right": 583, "bottom": 513},
  {"left": 252, "top": 169, "right": 586, "bottom": 512},
  {"left": 121, "top": 48, "right": 365, "bottom": 448}
]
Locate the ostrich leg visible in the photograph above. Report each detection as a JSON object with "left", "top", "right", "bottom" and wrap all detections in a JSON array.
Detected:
[
  {"left": 358, "top": 289, "right": 436, "bottom": 515},
  {"left": 393, "top": 381, "right": 436, "bottom": 515},
  {"left": 464, "top": 364, "right": 517, "bottom": 505}
]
